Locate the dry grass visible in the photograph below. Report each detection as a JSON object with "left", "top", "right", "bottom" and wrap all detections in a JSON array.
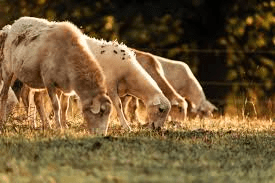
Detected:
[{"left": 0, "top": 102, "right": 275, "bottom": 183}]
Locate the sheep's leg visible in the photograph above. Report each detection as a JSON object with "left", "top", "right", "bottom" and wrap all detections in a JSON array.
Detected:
[
  {"left": 34, "top": 91, "right": 50, "bottom": 129},
  {"left": 46, "top": 86, "right": 62, "bottom": 128},
  {"left": 122, "top": 96, "right": 138, "bottom": 122},
  {"left": 133, "top": 98, "right": 140, "bottom": 121},
  {"left": 0, "top": 73, "right": 13, "bottom": 127},
  {"left": 11, "top": 79, "right": 24, "bottom": 102},
  {"left": 109, "top": 93, "right": 131, "bottom": 130},
  {"left": 21, "top": 85, "right": 30, "bottom": 113},
  {"left": 21, "top": 86, "right": 39, "bottom": 128},
  {"left": 70, "top": 96, "right": 80, "bottom": 117},
  {"left": 28, "top": 89, "right": 37, "bottom": 128},
  {"left": 60, "top": 93, "right": 69, "bottom": 128},
  {"left": 122, "top": 95, "right": 132, "bottom": 121},
  {"left": 6, "top": 88, "right": 18, "bottom": 116}
]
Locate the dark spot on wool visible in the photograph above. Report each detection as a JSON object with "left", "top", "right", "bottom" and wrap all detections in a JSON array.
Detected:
[
  {"left": 101, "top": 50, "right": 105, "bottom": 54},
  {"left": 52, "top": 82, "right": 58, "bottom": 87},
  {"left": 122, "top": 57, "right": 125, "bottom": 60},
  {"left": 29, "top": 35, "right": 39, "bottom": 42},
  {"left": 121, "top": 49, "right": 125, "bottom": 52},
  {"left": 25, "top": 35, "right": 39, "bottom": 46},
  {"left": 113, "top": 50, "right": 117, "bottom": 54},
  {"left": 12, "top": 34, "right": 26, "bottom": 46}
]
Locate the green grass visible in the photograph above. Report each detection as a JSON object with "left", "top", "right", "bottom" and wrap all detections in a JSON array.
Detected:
[{"left": 0, "top": 111, "right": 275, "bottom": 183}]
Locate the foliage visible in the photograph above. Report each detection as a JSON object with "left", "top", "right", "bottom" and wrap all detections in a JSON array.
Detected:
[
  {"left": 221, "top": 0, "right": 275, "bottom": 116},
  {"left": 2, "top": 0, "right": 275, "bottom": 115}
]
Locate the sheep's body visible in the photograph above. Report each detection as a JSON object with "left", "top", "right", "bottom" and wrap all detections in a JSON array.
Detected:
[
  {"left": 0, "top": 17, "right": 111, "bottom": 134},
  {"left": 155, "top": 55, "right": 217, "bottom": 117}
]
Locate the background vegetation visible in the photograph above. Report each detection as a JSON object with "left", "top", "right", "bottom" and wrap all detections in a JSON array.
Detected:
[{"left": 2, "top": 0, "right": 275, "bottom": 117}]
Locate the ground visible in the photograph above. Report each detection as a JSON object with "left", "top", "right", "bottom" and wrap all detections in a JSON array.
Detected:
[{"left": 0, "top": 105, "right": 275, "bottom": 183}]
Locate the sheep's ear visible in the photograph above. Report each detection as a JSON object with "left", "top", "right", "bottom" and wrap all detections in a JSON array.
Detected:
[
  {"left": 205, "top": 100, "right": 218, "bottom": 111},
  {"left": 189, "top": 103, "right": 197, "bottom": 113},
  {"left": 152, "top": 96, "right": 161, "bottom": 106},
  {"left": 179, "top": 100, "right": 188, "bottom": 109},
  {"left": 91, "top": 98, "right": 101, "bottom": 114},
  {"left": 0, "top": 25, "right": 10, "bottom": 44},
  {"left": 171, "top": 99, "right": 179, "bottom": 106}
]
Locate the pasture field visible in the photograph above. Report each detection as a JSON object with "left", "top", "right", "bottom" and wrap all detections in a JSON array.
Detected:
[{"left": 0, "top": 108, "right": 275, "bottom": 183}]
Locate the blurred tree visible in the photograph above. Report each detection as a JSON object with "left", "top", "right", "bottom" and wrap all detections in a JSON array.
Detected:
[
  {"left": 221, "top": 0, "right": 275, "bottom": 117},
  {"left": 2, "top": 0, "right": 275, "bottom": 116}
]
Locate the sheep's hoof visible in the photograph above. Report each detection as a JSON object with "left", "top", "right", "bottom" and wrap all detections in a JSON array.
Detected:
[
  {"left": 142, "top": 122, "right": 151, "bottom": 128},
  {"left": 122, "top": 123, "right": 132, "bottom": 131},
  {"left": 53, "top": 123, "right": 63, "bottom": 129},
  {"left": 61, "top": 122, "right": 69, "bottom": 129},
  {"left": 42, "top": 124, "right": 52, "bottom": 130}
]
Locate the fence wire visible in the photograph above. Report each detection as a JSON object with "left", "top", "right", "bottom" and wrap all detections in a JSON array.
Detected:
[{"left": 138, "top": 47, "right": 275, "bottom": 54}]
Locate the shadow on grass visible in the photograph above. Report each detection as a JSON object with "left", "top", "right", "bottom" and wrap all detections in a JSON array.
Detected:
[{"left": 0, "top": 126, "right": 275, "bottom": 182}]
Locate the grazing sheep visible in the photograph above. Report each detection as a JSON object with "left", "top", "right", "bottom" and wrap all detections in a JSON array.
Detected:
[
  {"left": 155, "top": 55, "right": 217, "bottom": 117},
  {"left": 0, "top": 17, "right": 111, "bottom": 134},
  {"left": 123, "top": 49, "right": 188, "bottom": 122},
  {"left": 84, "top": 36, "right": 171, "bottom": 130}
]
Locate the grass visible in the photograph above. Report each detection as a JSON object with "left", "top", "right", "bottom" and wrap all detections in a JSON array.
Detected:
[{"left": 0, "top": 107, "right": 275, "bottom": 183}]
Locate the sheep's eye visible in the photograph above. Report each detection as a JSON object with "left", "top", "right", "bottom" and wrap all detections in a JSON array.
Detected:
[{"left": 159, "top": 107, "right": 165, "bottom": 113}]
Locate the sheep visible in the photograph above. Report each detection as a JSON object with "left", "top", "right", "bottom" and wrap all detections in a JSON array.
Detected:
[
  {"left": 155, "top": 55, "right": 217, "bottom": 117},
  {"left": 0, "top": 17, "right": 112, "bottom": 134},
  {"left": 123, "top": 49, "right": 188, "bottom": 122},
  {"left": 84, "top": 36, "right": 171, "bottom": 130}
]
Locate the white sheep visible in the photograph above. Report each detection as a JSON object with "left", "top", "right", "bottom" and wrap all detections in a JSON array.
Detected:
[
  {"left": 0, "top": 17, "right": 112, "bottom": 134},
  {"left": 84, "top": 36, "right": 171, "bottom": 130},
  {"left": 155, "top": 55, "right": 217, "bottom": 117}
]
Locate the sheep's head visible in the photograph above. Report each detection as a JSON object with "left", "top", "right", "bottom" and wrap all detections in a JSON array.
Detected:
[
  {"left": 198, "top": 100, "right": 217, "bottom": 117},
  {"left": 189, "top": 100, "right": 217, "bottom": 118},
  {"left": 169, "top": 97, "right": 188, "bottom": 121},
  {"left": 146, "top": 94, "right": 171, "bottom": 130},
  {"left": 82, "top": 93, "right": 112, "bottom": 135},
  {"left": 171, "top": 96, "right": 188, "bottom": 113}
]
